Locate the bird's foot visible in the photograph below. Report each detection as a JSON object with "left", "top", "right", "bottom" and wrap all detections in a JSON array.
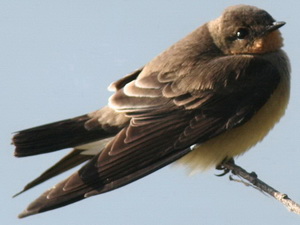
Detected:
[{"left": 215, "top": 158, "right": 235, "bottom": 176}]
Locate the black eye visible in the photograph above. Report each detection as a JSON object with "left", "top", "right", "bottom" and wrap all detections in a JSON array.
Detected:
[{"left": 236, "top": 28, "right": 249, "bottom": 39}]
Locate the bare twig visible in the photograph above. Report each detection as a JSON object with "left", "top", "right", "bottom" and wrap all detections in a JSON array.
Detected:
[{"left": 222, "top": 160, "right": 300, "bottom": 215}]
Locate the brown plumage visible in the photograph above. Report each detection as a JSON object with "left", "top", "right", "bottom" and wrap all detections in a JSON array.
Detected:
[{"left": 12, "top": 5, "right": 290, "bottom": 218}]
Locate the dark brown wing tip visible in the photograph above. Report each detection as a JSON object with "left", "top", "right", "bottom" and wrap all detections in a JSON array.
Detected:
[
  {"left": 18, "top": 209, "right": 38, "bottom": 219},
  {"left": 17, "top": 188, "right": 52, "bottom": 218},
  {"left": 17, "top": 193, "right": 50, "bottom": 218},
  {"left": 17, "top": 171, "right": 97, "bottom": 218}
]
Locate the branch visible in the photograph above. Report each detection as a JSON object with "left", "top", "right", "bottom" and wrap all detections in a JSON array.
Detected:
[{"left": 222, "top": 160, "right": 300, "bottom": 215}]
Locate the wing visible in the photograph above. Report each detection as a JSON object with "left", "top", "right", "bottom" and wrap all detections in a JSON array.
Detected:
[{"left": 18, "top": 55, "right": 280, "bottom": 218}]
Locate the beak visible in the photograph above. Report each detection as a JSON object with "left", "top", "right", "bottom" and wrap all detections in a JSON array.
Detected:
[{"left": 266, "top": 21, "right": 286, "bottom": 33}]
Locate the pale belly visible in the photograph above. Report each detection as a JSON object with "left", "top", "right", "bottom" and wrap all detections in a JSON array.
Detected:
[{"left": 177, "top": 76, "right": 290, "bottom": 173}]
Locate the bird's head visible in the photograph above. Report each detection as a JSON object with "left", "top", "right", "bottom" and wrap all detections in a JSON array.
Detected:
[{"left": 208, "top": 5, "right": 285, "bottom": 55}]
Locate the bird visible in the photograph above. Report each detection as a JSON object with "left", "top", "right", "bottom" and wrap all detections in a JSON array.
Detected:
[{"left": 12, "top": 4, "right": 290, "bottom": 218}]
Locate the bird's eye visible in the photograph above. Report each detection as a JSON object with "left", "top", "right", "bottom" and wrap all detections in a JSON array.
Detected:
[{"left": 236, "top": 28, "right": 249, "bottom": 39}]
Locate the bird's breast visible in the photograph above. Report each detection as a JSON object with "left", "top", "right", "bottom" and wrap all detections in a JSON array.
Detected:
[{"left": 177, "top": 58, "right": 290, "bottom": 173}]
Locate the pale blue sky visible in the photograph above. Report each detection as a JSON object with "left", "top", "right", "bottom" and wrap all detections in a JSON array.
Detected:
[{"left": 2, "top": 1, "right": 300, "bottom": 224}]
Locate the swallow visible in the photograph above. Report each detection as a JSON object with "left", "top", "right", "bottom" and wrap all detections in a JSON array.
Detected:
[{"left": 13, "top": 4, "right": 290, "bottom": 218}]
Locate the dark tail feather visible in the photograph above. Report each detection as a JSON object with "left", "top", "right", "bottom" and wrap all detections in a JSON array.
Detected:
[
  {"left": 13, "top": 149, "right": 93, "bottom": 197},
  {"left": 13, "top": 114, "right": 113, "bottom": 157}
]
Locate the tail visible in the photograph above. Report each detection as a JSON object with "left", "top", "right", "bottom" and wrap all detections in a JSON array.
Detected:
[{"left": 13, "top": 114, "right": 114, "bottom": 157}]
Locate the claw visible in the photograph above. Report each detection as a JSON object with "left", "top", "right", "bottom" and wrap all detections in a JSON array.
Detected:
[{"left": 215, "top": 158, "right": 235, "bottom": 176}]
